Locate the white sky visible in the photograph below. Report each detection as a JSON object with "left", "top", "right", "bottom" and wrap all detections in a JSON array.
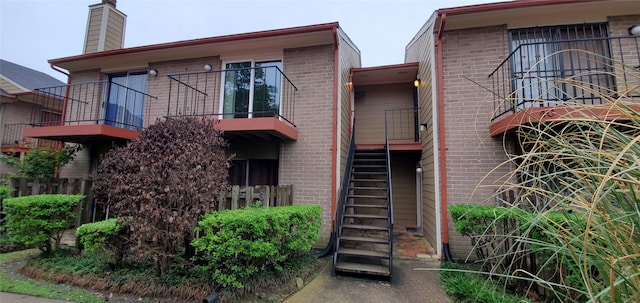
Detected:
[{"left": 1, "top": 0, "right": 505, "bottom": 82}]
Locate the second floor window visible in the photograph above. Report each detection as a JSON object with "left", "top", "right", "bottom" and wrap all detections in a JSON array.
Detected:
[
  {"left": 221, "top": 61, "right": 282, "bottom": 119},
  {"left": 105, "top": 71, "right": 148, "bottom": 130},
  {"left": 509, "top": 23, "right": 611, "bottom": 108}
]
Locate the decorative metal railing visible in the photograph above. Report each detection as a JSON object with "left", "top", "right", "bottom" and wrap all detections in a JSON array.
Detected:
[
  {"left": 334, "top": 118, "right": 357, "bottom": 272},
  {"left": 167, "top": 66, "right": 298, "bottom": 126},
  {"left": 489, "top": 36, "right": 640, "bottom": 121},
  {"left": 1, "top": 123, "right": 57, "bottom": 149},
  {"left": 30, "top": 81, "right": 157, "bottom": 130}
]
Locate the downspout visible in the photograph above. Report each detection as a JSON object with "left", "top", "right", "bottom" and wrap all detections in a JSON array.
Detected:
[
  {"left": 315, "top": 25, "right": 340, "bottom": 259},
  {"left": 436, "top": 12, "right": 453, "bottom": 262}
]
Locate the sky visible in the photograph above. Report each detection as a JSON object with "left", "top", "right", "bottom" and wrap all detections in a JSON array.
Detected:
[{"left": 1, "top": 0, "right": 504, "bottom": 82}]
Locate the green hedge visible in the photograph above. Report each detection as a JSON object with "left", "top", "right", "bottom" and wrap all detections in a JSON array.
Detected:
[
  {"left": 4, "top": 194, "right": 84, "bottom": 253},
  {"left": 76, "top": 218, "right": 128, "bottom": 267},
  {"left": 192, "top": 204, "right": 322, "bottom": 288}
]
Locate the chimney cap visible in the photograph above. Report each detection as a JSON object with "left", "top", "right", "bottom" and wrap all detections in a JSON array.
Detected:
[{"left": 102, "top": 0, "right": 116, "bottom": 7}]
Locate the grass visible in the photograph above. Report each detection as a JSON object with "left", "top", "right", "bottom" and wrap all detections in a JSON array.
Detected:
[
  {"left": 0, "top": 249, "right": 103, "bottom": 303},
  {"left": 439, "top": 262, "right": 530, "bottom": 303}
]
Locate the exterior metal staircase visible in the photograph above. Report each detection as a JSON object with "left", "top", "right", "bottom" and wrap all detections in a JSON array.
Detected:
[{"left": 334, "top": 124, "right": 393, "bottom": 278}]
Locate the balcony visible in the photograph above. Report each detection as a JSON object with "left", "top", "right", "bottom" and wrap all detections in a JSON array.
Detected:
[
  {"left": 166, "top": 65, "right": 298, "bottom": 141},
  {"left": 489, "top": 36, "right": 640, "bottom": 136},
  {"left": 353, "top": 108, "right": 421, "bottom": 150},
  {"left": 1, "top": 123, "right": 59, "bottom": 153},
  {"left": 23, "top": 81, "right": 157, "bottom": 144}
]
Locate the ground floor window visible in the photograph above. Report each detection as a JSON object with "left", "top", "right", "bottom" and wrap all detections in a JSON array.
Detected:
[{"left": 228, "top": 159, "right": 278, "bottom": 186}]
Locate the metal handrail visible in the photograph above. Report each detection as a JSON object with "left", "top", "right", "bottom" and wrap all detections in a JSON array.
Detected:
[
  {"left": 333, "top": 119, "right": 357, "bottom": 271},
  {"left": 488, "top": 35, "right": 640, "bottom": 121},
  {"left": 384, "top": 115, "right": 394, "bottom": 276}
]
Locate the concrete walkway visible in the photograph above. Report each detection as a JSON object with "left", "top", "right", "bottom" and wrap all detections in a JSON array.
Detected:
[
  {"left": 284, "top": 258, "right": 451, "bottom": 303},
  {"left": 0, "top": 292, "right": 72, "bottom": 303}
]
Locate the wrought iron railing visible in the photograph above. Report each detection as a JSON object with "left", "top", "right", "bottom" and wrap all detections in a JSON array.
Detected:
[
  {"left": 384, "top": 107, "right": 419, "bottom": 142},
  {"left": 1, "top": 123, "right": 58, "bottom": 149},
  {"left": 167, "top": 66, "right": 298, "bottom": 126},
  {"left": 30, "top": 81, "right": 157, "bottom": 130},
  {"left": 334, "top": 118, "right": 357, "bottom": 272},
  {"left": 384, "top": 116, "right": 394, "bottom": 276},
  {"left": 489, "top": 36, "right": 640, "bottom": 121}
]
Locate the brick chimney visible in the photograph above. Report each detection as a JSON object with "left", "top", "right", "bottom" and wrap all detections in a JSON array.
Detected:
[{"left": 83, "top": 0, "right": 127, "bottom": 54}]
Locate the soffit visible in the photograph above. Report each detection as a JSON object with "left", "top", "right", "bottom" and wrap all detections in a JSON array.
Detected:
[
  {"left": 440, "top": 1, "right": 640, "bottom": 31},
  {"left": 52, "top": 30, "right": 335, "bottom": 72},
  {"left": 351, "top": 63, "right": 418, "bottom": 86}
]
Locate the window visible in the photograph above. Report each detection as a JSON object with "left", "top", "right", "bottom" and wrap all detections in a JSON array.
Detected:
[
  {"left": 509, "top": 23, "right": 612, "bottom": 108},
  {"left": 228, "top": 159, "right": 279, "bottom": 186},
  {"left": 221, "top": 61, "right": 282, "bottom": 118},
  {"left": 104, "top": 72, "right": 148, "bottom": 129}
]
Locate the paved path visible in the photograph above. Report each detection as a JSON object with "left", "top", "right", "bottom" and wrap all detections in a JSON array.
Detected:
[
  {"left": 0, "top": 292, "right": 72, "bottom": 303},
  {"left": 284, "top": 258, "right": 452, "bottom": 303}
]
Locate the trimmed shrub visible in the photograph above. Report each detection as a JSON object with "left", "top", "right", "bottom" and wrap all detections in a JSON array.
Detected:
[
  {"left": 4, "top": 194, "right": 84, "bottom": 253},
  {"left": 76, "top": 218, "right": 129, "bottom": 267},
  {"left": 192, "top": 205, "right": 322, "bottom": 288}
]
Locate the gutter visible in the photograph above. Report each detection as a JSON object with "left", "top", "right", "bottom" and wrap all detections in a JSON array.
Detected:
[{"left": 436, "top": 12, "right": 453, "bottom": 263}]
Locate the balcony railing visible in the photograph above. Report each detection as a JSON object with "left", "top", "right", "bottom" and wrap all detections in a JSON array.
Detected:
[
  {"left": 1, "top": 123, "right": 57, "bottom": 150},
  {"left": 167, "top": 66, "right": 298, "bottom": 126},
  {"left": 30, "top": 81, "right": 157, "bottom": 130},
  {"left": 489, "top": 36, "right": 640, "bottom": 121},
  {"left": 384, "top": 107, "right": 419, "bottom": 142}
]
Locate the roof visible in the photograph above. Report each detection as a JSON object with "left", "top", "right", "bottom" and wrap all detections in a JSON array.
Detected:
[
  {"left": 0, "top": 59, "right": 65, "bottom": 92},
  {"left": 435, "top": 0, "right": 640, "bottom": 31},
  {"left": 50, "top": 22, "right": 340, "bottom": 72}
]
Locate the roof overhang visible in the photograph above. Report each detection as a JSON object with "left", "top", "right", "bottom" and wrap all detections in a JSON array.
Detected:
[
  {"left": 50, "top": 23, "right": 339, "bottom": 72},
  {"left": 351, "top": 62, "right": 419, "bottom": 86},
  {"left": 437, "top": 0, "right": 640, "bottom": 31}
]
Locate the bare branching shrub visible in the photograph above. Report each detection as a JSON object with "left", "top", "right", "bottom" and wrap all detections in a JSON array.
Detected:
[{"left": 93, "top": 118, "right": 230, "bottom": 275}]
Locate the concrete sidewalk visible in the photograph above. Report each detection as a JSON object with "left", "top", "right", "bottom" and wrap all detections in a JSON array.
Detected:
[
  {"left": 284, "top": 258, "right": 451, "bottom": 303},
  {"left": 0, "top": 292, "right": 72, "bottom": 303}
]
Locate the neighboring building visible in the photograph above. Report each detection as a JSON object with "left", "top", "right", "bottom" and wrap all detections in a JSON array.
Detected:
[
  {"left": 405, "top": 0, "right": 640, "bottom": 260},
  {"left": 0, "top": 59, "right": 91, "bottom": 178},
  {"left": 19, "top": 0, "right": 640, "bottom": 270}
]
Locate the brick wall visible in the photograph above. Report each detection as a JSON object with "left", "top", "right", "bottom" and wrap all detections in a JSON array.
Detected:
[
  {"left": 441, "top": 25, "right": 514, "bottom": 259},
  {"left": 280, "top": 44, "right": 335, "bottom": 242}
]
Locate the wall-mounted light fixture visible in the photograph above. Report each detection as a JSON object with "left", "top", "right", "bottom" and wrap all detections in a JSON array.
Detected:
[
  {"left": 629, "top": 25, "right": 640, "bottom": 36},
  {"left": 414, "top": 74, "right": 421, "bottom": 87},
  {"left": 347, "top": 81, "right": 353, "bottom": 91},
  {"left": 420, "top": 123, "right": 428, "bottom": 131},
  {"left": 204, "top": 64, "right": 212, "bottom": 71},
  {"left": 416, "top": 166, "right": 423, "bottom": 173},
  {"left": 149, "top": 69, "right": 158, "bottom": 77}
]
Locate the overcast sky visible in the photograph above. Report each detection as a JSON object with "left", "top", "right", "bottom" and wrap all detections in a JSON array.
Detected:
[{"left": 1, "top": 0, "right": 505, "bottom": 82}]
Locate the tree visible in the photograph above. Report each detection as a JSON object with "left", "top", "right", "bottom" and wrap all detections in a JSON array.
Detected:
[
  {"left": 92, "top": 117, "right": 230, "bottom": 275},
  {"left": 0, "top": 144, "right": 80, "bottom": 178}
]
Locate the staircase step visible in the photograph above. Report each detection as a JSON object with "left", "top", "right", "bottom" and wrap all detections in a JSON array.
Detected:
[
  {"left": 352, "top": 164, "right": 386, "bottom": 168},
  {"left": 339, "top": 235, "right": 388, "bottom": 244},
  {"left": 352, "top": 171, "right": 387, "bottom": 175},
  {"left": 344, "top": 213, "right": 388, "bottom": 220},
  {"left": 348, "top": 186, "right": 387, "bottom": 190},
  {"left": 337, "top": 248, "right": 389, "bottom": 259},
  {"left": 345, "top": 203, "right": 388, "bottom": 209},
  {"left": 347, "top": 195, "right": 387, "bottom": 200},
  {"left": 351, "top": 178, "right": 387, "bottom": 182},
  {"left": 335, "top": 261, "right": 390, "bottom": 276},
  {"left": 342, "top": 224, "right": 388, "bottom": 231},
  {"left": 353, "top": 158, "right": 386, "bottom": 162}
]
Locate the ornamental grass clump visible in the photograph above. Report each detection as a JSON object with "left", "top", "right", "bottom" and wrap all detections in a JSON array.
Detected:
[{"left": 463, "top": 51, "right": 640, "bottom": 302}]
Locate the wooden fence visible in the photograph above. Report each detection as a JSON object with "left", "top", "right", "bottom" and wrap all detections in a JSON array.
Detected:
[{"left": 4, "top": 178, "right": 292, "bottom": 225}]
